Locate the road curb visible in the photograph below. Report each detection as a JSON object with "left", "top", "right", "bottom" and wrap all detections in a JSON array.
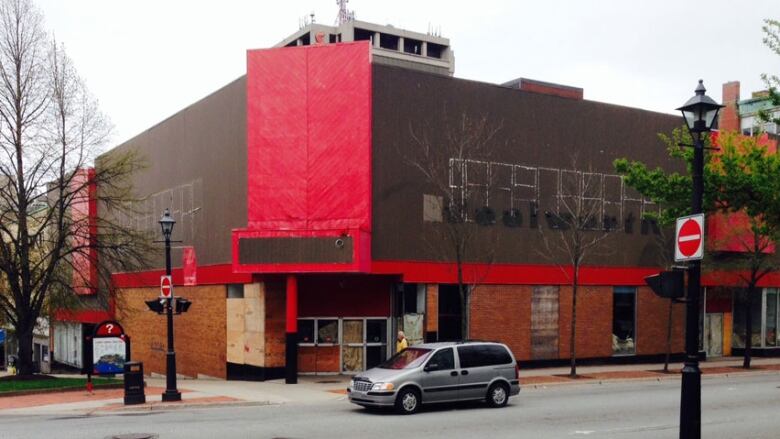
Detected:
[
  {"left": 89, "top": 400, "right": 276, "bottom": 414},
  {"left": 0, "top": 383, "right": 124, "bottom": 398},
  {"left": 523, "top": 368, "right": 780, "bottom": 389}
]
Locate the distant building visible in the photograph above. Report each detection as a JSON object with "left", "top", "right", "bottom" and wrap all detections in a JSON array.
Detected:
[{"left": 276, "top": 19, "right": 454, "bottom": 76}]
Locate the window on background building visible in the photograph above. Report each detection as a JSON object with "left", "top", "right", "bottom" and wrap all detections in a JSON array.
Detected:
[{"left": 613, "top": 287, "right": 636, "bottom": 355}]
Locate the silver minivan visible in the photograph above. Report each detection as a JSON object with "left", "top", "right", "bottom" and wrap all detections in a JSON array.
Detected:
[{"left": 347, "top": 341, "right": 521, "bottom": 414}]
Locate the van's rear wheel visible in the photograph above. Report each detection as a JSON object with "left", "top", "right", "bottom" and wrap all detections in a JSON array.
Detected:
[
  {"left": 486, "top": 382, "right": 509, "bottom": 408},
  {"left": 395, "top": 388, "right": 420, "bottom": 414}
]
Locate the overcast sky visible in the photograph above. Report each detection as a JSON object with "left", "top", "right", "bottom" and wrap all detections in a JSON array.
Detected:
[{"left": 35, "top": 0, "right": 780, "bottom": 147}]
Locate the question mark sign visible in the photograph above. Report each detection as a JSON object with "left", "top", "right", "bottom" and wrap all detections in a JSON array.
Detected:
[{"left": 106, "top": 324, "right": 114, "bottom": 334}]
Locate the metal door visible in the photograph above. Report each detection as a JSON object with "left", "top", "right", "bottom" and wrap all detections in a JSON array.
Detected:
[
  {"left": 705, "top": 313, "right": 723, "bottom": 357},
  {"left": 455, "top": 345, "right": 490, "bottom": 400},
  {"left": 420, "top": 348, "right": 459, "bottom": 403}
]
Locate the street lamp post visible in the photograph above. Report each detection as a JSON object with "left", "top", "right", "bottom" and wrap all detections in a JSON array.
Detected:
[
  {"left": 675, "top": 80, "right": 723, "bottom": 439},
  {"left": 159, "top": 208, "right": 181, "bottom": 402}
]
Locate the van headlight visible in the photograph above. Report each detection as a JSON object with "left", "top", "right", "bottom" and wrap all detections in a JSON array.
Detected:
[{"left": 371, "top": 382, "right": 395, "bottom": 391}]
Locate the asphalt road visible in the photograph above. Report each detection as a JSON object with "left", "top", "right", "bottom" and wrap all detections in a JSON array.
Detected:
[{"left": 1, "top": 373, "right": 779, "bottom": 439}]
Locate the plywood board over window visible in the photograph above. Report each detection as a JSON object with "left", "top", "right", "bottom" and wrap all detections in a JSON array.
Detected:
[{"left": 531, "top": 286, "right": 559, "bottom": 360}]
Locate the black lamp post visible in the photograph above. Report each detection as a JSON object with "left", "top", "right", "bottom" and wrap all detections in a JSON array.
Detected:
[
  {"left": 675, "top": 80, "right": 723, "bottom": 439},
  {"left": 159, "top": 208, "right": 181, "bottom": 402}
]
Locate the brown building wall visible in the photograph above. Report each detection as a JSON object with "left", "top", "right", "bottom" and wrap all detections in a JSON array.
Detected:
[
  {"left": 470, "top": 285, "right": 532, "bottom": 361},
  {"left": 98, "top": 76, "right": 248, "bottom": 269},
  {"left": 117, "top": 285, "right": 227, "bottom": 379},
  {"left": 558, "top": 286, "right": 614, "bottom": 360},
  {"left": 636, "top": 287, "right": 686, "bottom": 355},
  {"left": 372, "top": 64, "right": 681, "bottom": 266}
]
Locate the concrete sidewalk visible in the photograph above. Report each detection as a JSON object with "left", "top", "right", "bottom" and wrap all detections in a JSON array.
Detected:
[{"left": 1, "top": 357, "right": 778, "bottom": 416}]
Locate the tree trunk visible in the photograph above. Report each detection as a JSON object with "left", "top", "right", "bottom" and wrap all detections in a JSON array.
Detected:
[
  {"left": 744, "top": 286, "right": 754, "bottom": 369},
  {"left": 570, "top": 266, "right": 578, "bottom": 377},
  {"left": 457, "top": 256, "right": 468, "bottom": 340},
  {"left": 16, "top": 324, "right": 35, "bottom": 376},
  {"left": 664, "top": 298, "right": 673, "bottom": 373}
]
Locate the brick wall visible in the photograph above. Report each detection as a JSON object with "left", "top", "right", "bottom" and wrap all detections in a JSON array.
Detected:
[
  {"left": 558, "top": 286, "right": 613, "bottom": 359},
  {"left": 264, "top": 280, "right": 286, "bottom": 368},
  {"left": 426, "top": 284, "right": 438, "bottom": 333},
  {"left": 117, "top": 285, "right": 227, "bottom": 379},
  {"left": 470, "top": 285, "right": 532, "bottom": 361},
  {"left": 636, "top": 287, "right": 685, "bottom": 355},
  {"left": 298, "top": 345, "right": 340, "bottom": 373},
  {"left": 720, "top": 81, "right": 741, "bottom": 132}
]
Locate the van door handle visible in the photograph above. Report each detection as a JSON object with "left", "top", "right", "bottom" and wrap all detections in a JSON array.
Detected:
[
  {"left": 460, "top": 370, "right": 469, "bottom": 376},
  {"left": 450, "top": 371, "right": 458, "bottom": 377}
]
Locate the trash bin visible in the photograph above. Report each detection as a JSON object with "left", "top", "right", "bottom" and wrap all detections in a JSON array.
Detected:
[{"left": 123, "top": 361, "right": 146, "bottom": 405}]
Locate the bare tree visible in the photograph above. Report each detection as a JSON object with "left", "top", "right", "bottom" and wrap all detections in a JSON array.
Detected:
[
  {"left": 0, "top": 0, "right": 150, "bottom": 375},
  {"left": 539, "top": 156, "right": 613, "bottom": 377},
  {"left": 404, "top": 112, "right": 503, "bottom": 340}
]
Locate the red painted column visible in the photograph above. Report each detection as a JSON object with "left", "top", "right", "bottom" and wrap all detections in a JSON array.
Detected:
[{"left": 285, "top": 275, "right": 298, "bottom": 384}]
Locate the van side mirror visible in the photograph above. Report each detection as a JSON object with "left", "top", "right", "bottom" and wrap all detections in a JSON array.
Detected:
[{"left": 424, "top": 362, "right": 438, "bottom": 372}]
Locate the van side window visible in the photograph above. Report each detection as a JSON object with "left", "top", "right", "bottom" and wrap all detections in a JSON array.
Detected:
[
  {"left": 457, "top": 345, "right": 481, "bottom": 368},
  {"left": 458, "top": 345, "right": 513, "bottom": 368},
  {"left": 483, "top": 345, "right": 513, "bottom": 365},
  {"left": 426, "top": 348, "right": 455, "bottom": 371}
]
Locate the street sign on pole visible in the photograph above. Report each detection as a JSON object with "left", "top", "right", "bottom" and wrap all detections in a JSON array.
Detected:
[
  {"left": 675, "top": 214, "right": 704, "bottom": 262},
  {"left": 160, "top": 275, "right": 173, "bottom": 299}
]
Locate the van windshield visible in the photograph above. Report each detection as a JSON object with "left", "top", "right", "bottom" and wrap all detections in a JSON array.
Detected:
[{"left": 378, "top": 348, "right": 432, "bottom": 369}]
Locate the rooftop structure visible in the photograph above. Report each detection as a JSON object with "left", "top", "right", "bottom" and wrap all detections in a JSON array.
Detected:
[{"left": 276, "top": 19, "right": 454, "bottom": 76}]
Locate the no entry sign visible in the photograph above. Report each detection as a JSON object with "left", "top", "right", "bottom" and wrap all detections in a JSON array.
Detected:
[
  {"left": 675, "top": 214, "right": 704, "bottom": 262},
  {"left": 160, "top": 275, "right": 173, "bottom": 299}
]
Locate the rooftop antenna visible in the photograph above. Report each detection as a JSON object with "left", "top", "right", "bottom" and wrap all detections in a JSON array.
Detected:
[{"left": 335, "top": 0, "right": 355, "bottom": 26}]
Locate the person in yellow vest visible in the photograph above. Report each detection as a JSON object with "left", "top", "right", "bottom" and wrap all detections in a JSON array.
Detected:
[{"left": 396, "top": 331, "right": 408, "bottom": 353}]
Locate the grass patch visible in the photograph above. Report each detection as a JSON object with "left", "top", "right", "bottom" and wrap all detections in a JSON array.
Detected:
[{"left": 0, "top": 375, "right": 121, "bottom": 394}]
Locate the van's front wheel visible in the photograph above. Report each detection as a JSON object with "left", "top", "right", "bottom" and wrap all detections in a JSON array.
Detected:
[
  {"left": 395, "top": 388, "right": 421, "bottom": 414},
  {"left": 486, "top": 382, "right": 509, "bottom": 408}
]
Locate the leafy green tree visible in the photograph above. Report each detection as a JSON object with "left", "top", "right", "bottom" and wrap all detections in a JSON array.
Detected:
[
  {"left": 615, "top": 129, "right": 780, "bottom": 368},
  {"left": 711, "top": 132, "right": 780, "bottom": 367},
  {"left": 759, "top": 19, "right": 780, "bottom": 125}
]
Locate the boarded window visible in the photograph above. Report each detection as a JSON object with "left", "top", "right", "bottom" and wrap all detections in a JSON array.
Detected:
[{"left": 531, "top": 286, "right": 559, "bottom": 360}]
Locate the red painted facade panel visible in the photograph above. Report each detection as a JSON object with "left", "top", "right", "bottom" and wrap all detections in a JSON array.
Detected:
[
  {"left": 298, "top": 275, "right": 392, "bottom": 317},
  {"left": 246, "top": 47, "right": 308, "bottom": 229},
  {"left": 304, "top": 44, "right": 372, "bottom": 231},
  {"left": 70, "top": 168, "right": 98, "bottom": 295},
  {"left": 244, "top": 42, "right": 371, "bottom": 231},
  {"left": 112, "top": 263, "right": 251, "bottom": 288},
  {"left": 236, "top": 42, "right": 373, "bottom": 273},
  {"left": 372, "top": 260, "right": 662, "bottom": 286}
]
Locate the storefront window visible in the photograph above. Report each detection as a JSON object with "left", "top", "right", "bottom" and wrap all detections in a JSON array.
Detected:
[
  {"left": 317, "top": 319, "right": 339, "bottom": 344},
  {"left": 366, "top": 320, "right": 387, "bottom": 344},
  {"left": 298, "top": 319, "right": 315, "bottom": 344},
  {"left": 612, "top": 287, "right": 636, "bottom": 355},
  {"left": 733, "top": 290, "right": 764, "bottom": 348}
]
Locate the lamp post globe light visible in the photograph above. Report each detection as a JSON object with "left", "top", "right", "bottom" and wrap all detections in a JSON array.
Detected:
[
  {"left": 160, "top": 208, "right": 181, "bottom": 402},
  {"left": 675, "top": 80, "right": 723, "bottom": 439}
]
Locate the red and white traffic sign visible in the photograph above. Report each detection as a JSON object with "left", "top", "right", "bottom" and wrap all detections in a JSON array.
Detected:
[
  {"left": 160, "top": 275, "right": 173, "bottom": 299},
  {"left": 675, "top": 214, "right": 704, "bottom": 262}
]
